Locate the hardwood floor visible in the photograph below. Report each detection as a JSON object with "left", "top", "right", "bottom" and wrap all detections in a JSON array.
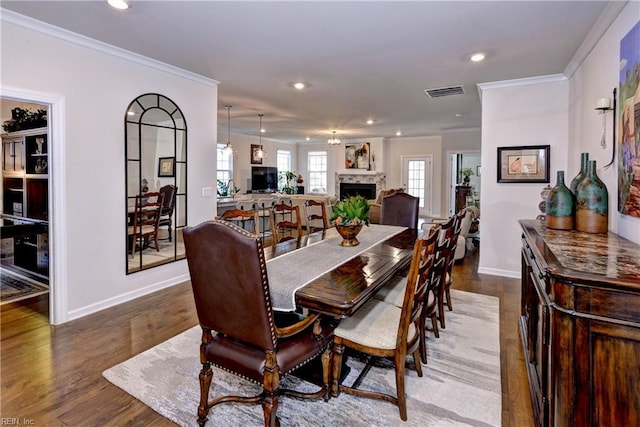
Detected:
[{"left": 0, "top": 243, "right": 534, "bottom": 426}]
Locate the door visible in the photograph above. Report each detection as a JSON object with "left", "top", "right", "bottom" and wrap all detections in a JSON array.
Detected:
[{"left": 401, "top": 155, "right": 432, "bottom": 216}]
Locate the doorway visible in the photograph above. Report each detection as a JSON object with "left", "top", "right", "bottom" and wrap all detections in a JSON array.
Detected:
[
  {"left": 1, "top": 98, "right": 50, "bottom": 313},
  {"left": 448, "top": 151, "right": 481, "bottom": 215},
  {"left": 401, "top": 155, "right": 433, "bottom": 216}
]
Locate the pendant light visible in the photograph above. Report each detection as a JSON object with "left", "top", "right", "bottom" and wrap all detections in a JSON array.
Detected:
[
  {"left": 223, "top": 105, "right": 234, "bottom": 155},
  {"left": 328, "top": 131, "right": 341, "bottom": 145},
  {"left": 256, "top": 114, "right": 266, "bottom": 159}
]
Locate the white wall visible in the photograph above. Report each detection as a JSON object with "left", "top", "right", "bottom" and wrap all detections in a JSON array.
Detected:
[
  {"left": 568, "top": 1, "right": 640, "bottom": 243},
  {"left": 1, "top": 13, "right": 218, "bottom": 322},
  {"left": 478, "top": 76, "right": 569, "bottom": 277}
]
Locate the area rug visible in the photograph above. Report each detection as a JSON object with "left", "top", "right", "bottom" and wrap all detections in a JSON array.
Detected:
[
  {"left": 103, "top": 290, "right": 501, "bottom": 426},
  {"left": 1, "top": 268, "right": 49, "bottom": 305}
]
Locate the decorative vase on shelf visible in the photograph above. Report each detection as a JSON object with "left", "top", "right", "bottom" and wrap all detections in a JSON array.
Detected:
[
  {"left": 335, "top": 223, "right": 363, "bottom": 247},
  {"left": 569, "top": 152, "right": 589, "bottom": 194},
  {"left": 537, "top": 185, "right": 552, "bottom": 221},
  {"left": 575, "top": 160, "right": 608, "bottom": 234},
  {"left": 546, "top": 171, "right": 575, "bottom": 230}
]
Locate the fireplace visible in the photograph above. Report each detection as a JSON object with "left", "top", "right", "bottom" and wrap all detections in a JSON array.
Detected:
[
  {"left": 335, "top": 171, "right": 386, "bottom": 201},
  {"left": 340, "top": 183, "right": 376, "bottom": 200}
]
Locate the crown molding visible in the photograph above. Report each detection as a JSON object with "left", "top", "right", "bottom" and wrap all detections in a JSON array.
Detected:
[
  {"left": 477, "top": 74, "right": 567, "bottom": 93},
  {"left": 564, "top": 1, "right": 629, "bottom": 79},
  {"left": 1, "top": 8, "right": 219, "bottom": 87}
]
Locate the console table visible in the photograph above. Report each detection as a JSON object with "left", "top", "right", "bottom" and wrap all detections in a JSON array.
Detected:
[{"left": 519, "top": 220, "right": 640, "bottom": 426}]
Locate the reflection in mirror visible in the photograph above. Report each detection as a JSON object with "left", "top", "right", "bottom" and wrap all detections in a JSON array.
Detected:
[{"left": 125, "top": 93, "right": 187, "bottom": 273}]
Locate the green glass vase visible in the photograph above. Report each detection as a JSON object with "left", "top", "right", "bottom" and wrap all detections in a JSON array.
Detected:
[
  {"left": 569, "top": 152, "right": 589, "bottom": 194},
  {"left": 576, "top": 160, "right": 608, "bottom": 233},
  {"left": 546, "top": 171, "right": 575, "bottom": 230}
]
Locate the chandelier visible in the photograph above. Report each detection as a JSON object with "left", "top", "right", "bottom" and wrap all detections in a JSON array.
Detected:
[
  {"left": 328, "top": 131, "right": 341, "bottom": 145},
  {"left": 255, "top": 114, "right": 266, "bottom": 159},
  {"left": 223, "top": 105, "right": 234, "bottom": 155}
]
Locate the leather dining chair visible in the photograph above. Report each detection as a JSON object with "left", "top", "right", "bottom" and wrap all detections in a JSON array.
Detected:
[
  {"left": 330, "top": 227, "right": 438, "bottom": 421},
  {"left": 270, "top": 202, "right": 303, "bottom": 243},
  {"left": 158, "top": 184, "right": 177, "bottom": 241},
  {"left": 303, "top": 199, "right": 329, "bottom": 233},
  {"left": 380, "top": 192, "right": 419, "bottom": 229},
  {"left": 183, "top": 219, "right": 335, "bottom": 427}
]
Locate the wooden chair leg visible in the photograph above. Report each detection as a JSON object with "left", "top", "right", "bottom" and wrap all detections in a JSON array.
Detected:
[
  {"left": 394, "top": 354, "right": 408, "bottom": 421},
  {"left": 445, "top": 287, "right": 452, "bottom": 311},
  {"left": 413, "top": 349, "right": 423, "bottom": 377},
  {"left": 330, "top": 339, "right": 344, "bottom": 397},
  {"left": 197, "top": 362, "right": 213, "bottom": 427},
  {"left": 419, "top": 311, "right": 428, "bottom": 364},
  {"left": 321, "top": 347, "right": 332, "bottom": 401},
  {"left": 431, "top": 313, "right": 440, "bottom": 338},
  {"left": 438, "top": 293, "right": 446, "bottom": 329}
]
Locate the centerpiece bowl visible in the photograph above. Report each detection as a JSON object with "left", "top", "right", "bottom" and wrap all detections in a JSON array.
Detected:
[{"left": 329, "top": 195, "right": 370, "bottom": 247}]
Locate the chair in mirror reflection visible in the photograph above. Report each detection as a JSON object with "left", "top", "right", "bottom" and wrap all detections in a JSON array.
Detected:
[
  {"left": 270, "top": 202, "right": 302, "bottom": 243},
  {"left": 158, "top": 184, "right": 177, "bottom": 241},
  {"left": 127, "top": 192, "right": 163, "bottom": 257},
  {"left": 183, "top": 219, "right": 335, "bottom": 426},
  {"left": 304, "top": 199, "right": 329, "bottom": 233}
]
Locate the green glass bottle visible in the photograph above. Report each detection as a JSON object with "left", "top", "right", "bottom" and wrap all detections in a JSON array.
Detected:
[
  {"left": 570, "top": 152, "right": 589, "bottom": 194},
  {"left": 546, "top": 171, "right": 575, "bottom": 230},
  {"left": 576, "top": 160, "right": 608, "bottom": 233}
]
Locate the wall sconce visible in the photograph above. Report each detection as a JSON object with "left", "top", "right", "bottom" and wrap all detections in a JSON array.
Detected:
[{"left": 595, "top": 96, "right": 613, "bottom": 149}]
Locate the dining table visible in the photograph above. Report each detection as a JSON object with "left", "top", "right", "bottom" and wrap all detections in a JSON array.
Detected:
[{"left": 264, "top": 224, "right": 420, "bottom": 318}]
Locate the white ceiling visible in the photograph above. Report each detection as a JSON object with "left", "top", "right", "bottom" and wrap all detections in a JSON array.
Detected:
[{"left": 1, "top": 1, "right": 613, "bottom": 143}]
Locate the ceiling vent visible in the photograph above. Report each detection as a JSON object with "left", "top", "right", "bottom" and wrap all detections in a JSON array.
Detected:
[{"left": 424, "top": 85, "right": 465, "bottom": 98}]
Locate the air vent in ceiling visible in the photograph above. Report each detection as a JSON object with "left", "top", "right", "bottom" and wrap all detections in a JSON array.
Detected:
[{"left": 424, "top": 85, "right": 465, "bottom": 98}]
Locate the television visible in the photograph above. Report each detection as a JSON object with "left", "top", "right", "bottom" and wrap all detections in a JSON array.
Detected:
[{"left": 251, "top": 166, "right": 278, "bottom": 192}]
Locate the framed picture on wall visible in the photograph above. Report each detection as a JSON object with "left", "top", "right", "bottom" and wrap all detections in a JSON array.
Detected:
[
  {"left": 345, "top": 142, "right": 371, "bottom": 170},
  {"left": 497, "top": 145, "right": 550, "bottom": 183},
  {"left": 158, "top": 157, "right": 175, "bottom": 177}
]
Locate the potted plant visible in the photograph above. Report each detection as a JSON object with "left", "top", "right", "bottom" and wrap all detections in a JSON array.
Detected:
[
  {"left": 460, "top": 167, "right": 474, "bottom": 185},
  {"left": 329, "top": 195, "right": 370, "bottom": 246}
]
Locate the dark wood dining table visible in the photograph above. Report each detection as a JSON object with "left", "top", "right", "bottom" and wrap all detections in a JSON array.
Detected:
[{"left": 264, "top": 226, "right": 419, "bottom": 318}]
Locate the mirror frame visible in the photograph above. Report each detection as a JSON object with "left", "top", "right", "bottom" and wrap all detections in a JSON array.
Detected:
[{"left": 125, "top": 93, "right": 187, "bottom": 274}]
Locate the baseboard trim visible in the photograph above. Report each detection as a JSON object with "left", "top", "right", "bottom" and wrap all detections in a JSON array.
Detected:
[{"left": 478, "top": 267, "right": 521, "bottom": 279}]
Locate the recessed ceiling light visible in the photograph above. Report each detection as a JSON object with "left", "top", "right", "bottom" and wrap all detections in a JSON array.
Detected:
[
  {"left": 395, "top": 131, "right": 402, "bottom": 136},
  {"left": 366, "top": 119, "right": 374, "bottom": 125},
  {"left": 306, "top": 137, "right": 310, "bottom": 141},
  {"left": 260, "top": 128, "right": 266, "bottom": 133},
  {"left": 293, "top": 82, "right": 305, "bottom": 90},
  {"left": 470, "top": 52, "right": 486, "bottom": 62},
  {"left": 455, "top": 113, "right": 463, "bottom": 117},
  {"left": 107, "top": 0, "right": 131, "bottom": 10},
  {"left": 127, "top": 110, "right": 135, "bottom": 116}
]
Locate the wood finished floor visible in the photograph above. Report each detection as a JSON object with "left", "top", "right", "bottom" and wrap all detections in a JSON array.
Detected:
[{"left": 0, "top": 245, "right": 534, "bottom": 426}]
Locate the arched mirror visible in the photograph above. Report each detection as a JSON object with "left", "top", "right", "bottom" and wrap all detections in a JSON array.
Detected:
[{"left": 125, "top": 93, "right": 187, "bottom": 273}]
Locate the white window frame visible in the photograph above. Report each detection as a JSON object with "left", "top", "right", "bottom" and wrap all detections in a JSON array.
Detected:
[{"left": 307, "top": 151, "right": 327, "bottom": 193}]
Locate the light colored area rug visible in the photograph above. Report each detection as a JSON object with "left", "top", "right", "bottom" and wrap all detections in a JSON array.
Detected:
[{"left": 103, "top": 290, "right": 501, "bottom": 426}]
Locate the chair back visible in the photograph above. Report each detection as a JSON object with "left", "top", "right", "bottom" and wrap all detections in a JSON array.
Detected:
[
  {"left": 219, "top": 208, "right": 260, "bottom": 235},
  {"left": 304, "top": 199, "right": 329, "bottom": 233},
  {"left": 183, "top": 220, "right": 277, "bottom": 351},
  {"left": 130, "top": 192, "right": 163, "bottom": 233},
  {"left": 380, "top": 192, "right": 419, "bottom": 229},
  {"left": 271, "top": 203, "right": 302, "bottom": 242},
  {"left": 158, "top": 184, "right": 177, "bottom": 217},
  {"left": 398, "top": 227, "right": 439, "bottom": 348}
]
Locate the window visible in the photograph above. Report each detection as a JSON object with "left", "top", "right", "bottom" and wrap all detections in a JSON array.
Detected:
[
  {"left": 308, "top": 151, "right": 327, "bottom": 193},
  {"left": 217, "top": 144, "right": 233, "bottom": 184},
  {"left": 277, "top": 149, "right": 291, "bottom": 173}
]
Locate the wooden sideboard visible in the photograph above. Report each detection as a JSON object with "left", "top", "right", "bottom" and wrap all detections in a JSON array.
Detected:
[
  {"left": 519, "top": 220, "right": 640, "bottom": 426},
  {"left": 455, "top": 185, "right": 472, "bottom": 212}
]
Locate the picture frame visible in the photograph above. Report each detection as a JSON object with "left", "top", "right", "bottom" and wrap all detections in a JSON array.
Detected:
[
  {"left": 345, "top": 142, "right": 371, "bottom": 170},
  {"left": 158, "top": 156, "right": 175, "bottom": 177},
  {"left": 497, "top": 145, "right": 550, "bottom": 183},
  {"left": 251, "top": 144, "right": 263, "bottom": 165}
]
